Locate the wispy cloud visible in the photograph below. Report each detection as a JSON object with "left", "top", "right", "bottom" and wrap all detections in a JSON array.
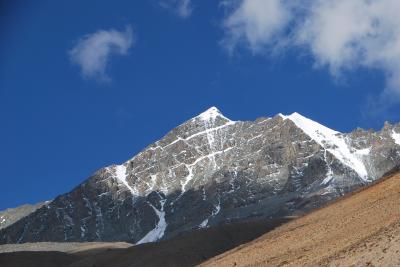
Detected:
[
  {"left": 69, "top": 25, "right": 134, "bottom": 82},
  {"left": 159, "top": 0, "right": 193, "bottom": 18},
  {"left": 221, "top": 0, "right": 400, "bottom": 105}
]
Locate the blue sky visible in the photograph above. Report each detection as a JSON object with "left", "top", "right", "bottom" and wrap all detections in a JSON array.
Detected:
[{"left": 1, "top": 0, "right": 400, "bottom": 210}]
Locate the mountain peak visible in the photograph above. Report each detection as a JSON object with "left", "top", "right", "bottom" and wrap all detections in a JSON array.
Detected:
[
  {"left": 3, "top": 107, "right": 400, "bottom": 246},
  {"left": 281, "top": 112, "right": 369, "bottom": 179},
  {"left": 197, "top": 106, "right": 232, "bottom": 122},
  {"left": 279, "top": 112, "right": 339, "bottom": 135}
]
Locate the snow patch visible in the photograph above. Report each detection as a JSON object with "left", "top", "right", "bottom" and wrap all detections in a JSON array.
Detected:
[
  {"left": 114, "top": 165, "right": 137, "bottom": 196},
  {"left": 282, "top": 112, "right": 369, "bottom": 180},
  {"left": 354, "top": 147, "right": 371, "bottom": 156},
  {"left": 199, "top": 201, "right": 221, "bottom": 229},
  {"left": 321, "top": 150, "right": 334, "bottom": 185},
  {"left": 392, "top": 130, "right": 400, "bottom": 145},
  {"left": 136, "top": 197, "right": 167, "bottom": 244},
  {"left": 80, "top": 226, "right": 86, "bottom": 238},
  {"left": 199, "top": 218, "right": 209, "bottom": 228},
  {"left": 213, "top": 203, "right": 221, "bottom": 216}
]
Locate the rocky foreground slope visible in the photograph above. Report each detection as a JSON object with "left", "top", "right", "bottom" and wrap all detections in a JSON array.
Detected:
[
  {"left": 1, "top": 107, "right": 400, "bottom": 244},
  {"left": 201, "top": 171, "right": 400, "bottom": 267}
]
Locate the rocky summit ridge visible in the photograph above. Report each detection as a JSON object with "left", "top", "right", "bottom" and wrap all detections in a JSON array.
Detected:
[{"left": 1, "top": 107, "right": 400, "bottom": 244}]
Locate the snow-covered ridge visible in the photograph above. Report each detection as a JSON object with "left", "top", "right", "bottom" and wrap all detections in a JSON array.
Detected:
[{"left": 281, "top": 112, "right": 369, "bottom": 180}]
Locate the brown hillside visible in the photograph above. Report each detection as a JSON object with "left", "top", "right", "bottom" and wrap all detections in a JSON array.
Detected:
[{"left": 201, "top": 172, "right": 400, "bottom": 267}]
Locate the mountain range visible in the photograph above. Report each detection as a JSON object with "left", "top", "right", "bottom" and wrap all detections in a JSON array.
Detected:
[{"left": 1, "top": 107, "right": 400, "bottom": 245}]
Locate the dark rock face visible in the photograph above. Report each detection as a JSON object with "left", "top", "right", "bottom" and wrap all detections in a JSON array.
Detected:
[{"left": 1, "top": 107, "right": 400, "bottom": 244}]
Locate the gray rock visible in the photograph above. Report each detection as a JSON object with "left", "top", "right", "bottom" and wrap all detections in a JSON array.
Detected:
[{"left": 0, "top": 203, "right": 45, "bottom": 230}]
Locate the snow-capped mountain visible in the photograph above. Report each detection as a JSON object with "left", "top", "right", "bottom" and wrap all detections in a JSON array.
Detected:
[{"left": 1, "top": 107, "right": 400, "bottom": 244}]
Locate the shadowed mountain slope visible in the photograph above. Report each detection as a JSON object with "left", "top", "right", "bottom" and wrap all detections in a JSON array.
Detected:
[{"left": 0, "top": 218, "right": 289, "bottom": 267}]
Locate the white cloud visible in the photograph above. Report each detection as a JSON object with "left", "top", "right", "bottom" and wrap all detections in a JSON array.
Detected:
[
  {"left": 222, "top": 0, "right": 400, "bottom": 103},
  {"left": 221, "top": 0, "right": 292, "bottom": 54},
  {"left": 69, "top": 26, "right": 134, "bottom": 82},
  {"left": 159, "top": 0, "right": 193, "bottom": 18}
]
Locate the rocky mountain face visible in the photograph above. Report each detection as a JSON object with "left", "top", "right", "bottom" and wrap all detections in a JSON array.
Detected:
[
  {"left": 1, "top": 107, "right": 400, "bottom": 244},
  {"left": 0, "top": 203, "right": 45, "bottom": 230}
]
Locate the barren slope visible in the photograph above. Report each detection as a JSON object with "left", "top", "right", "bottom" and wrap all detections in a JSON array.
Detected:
[
  {"left": 0, "top": 241, "right": 132, "bottom": 254},
  {"left": 201, "top": 172, "right": 400, "bottom": 267}
]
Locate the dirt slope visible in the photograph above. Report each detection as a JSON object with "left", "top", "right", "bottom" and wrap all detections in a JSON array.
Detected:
[{"left": 201, "top": 173, "right": 400, "bottom": 267}]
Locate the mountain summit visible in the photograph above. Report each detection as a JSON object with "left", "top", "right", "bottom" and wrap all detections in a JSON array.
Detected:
[
  {"left": 196, "top": 106, "right": 232, "bottom": 122},
  {"left": 1, "top": 108, "right": 400, "bottom": 244}
]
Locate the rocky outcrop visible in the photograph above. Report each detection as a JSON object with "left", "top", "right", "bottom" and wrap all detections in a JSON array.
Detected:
[
  {"left": 1, "top": 107, "right": 400, "bottom": 244},
  {"left": 0, "top": 203, "right": 45, "bottom": 230}
]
